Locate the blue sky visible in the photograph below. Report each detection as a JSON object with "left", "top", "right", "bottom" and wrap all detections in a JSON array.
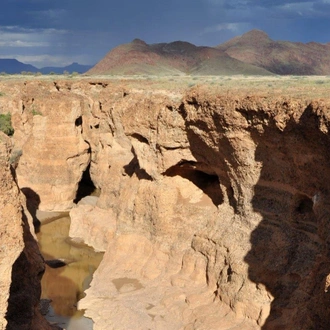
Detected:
[{"left": 0, "top": 0, "right": 329, "bottom": 67}]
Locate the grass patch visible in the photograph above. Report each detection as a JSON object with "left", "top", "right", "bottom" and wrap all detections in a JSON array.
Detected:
[
  {"left": 0, "top": 113, "right": 14, "bottom": 136},
  {"left": 32, "top": 107, "right": 43, "bottom": 116}
]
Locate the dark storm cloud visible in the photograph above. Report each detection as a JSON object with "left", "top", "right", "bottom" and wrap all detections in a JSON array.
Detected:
[
  {"left": 0, "top": 0, "right": 329, "bottom": 67},
  {"left": 202, "top": 0, "right": 330, "bottom": 43}
]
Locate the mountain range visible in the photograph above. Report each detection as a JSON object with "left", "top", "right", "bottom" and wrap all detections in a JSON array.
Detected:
[
  {"left": 217, "top": 29, "right": 330, "bottom": 75},
  {"left": 87, "top": 29, "right": 330, "bottom": 76},
  {"left": 0, "top": 59, "right": 93, "bottom": 75},
  {"left": 2, "top": 30, "right": 330, "bottom": 76},
  {"left": 87, "top": 37, "right": 270, "bottom": 75}
]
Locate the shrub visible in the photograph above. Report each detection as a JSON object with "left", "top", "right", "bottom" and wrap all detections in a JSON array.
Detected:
[
  {"left": 0, "top": 113, "right": 14, "bottom": 136},
  {"left": 32, "top": 107, "right": 42, "bottom": 116}
]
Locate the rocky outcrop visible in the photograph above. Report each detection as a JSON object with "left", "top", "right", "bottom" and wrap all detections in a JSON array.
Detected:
[
  {"left": 2, "top": 79, "right": 330, "bottom": 329},
  {"left": 14, "top": 81, "right": 90, "bottom": 211},
  {"left": 73, "top": 89, "right": 330, "bottom": 329},
  {"left": 0, "top": 133, "right": 24, "bottom": 329},
  {"left": 0, "top": 132, "right": 53, "bottom": 330},
  {"left": 180, "top": 92, "right": 330, "bottom": 329}
]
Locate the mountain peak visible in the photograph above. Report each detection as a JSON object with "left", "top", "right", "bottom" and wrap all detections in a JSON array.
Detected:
[
  {"left": 240, "top": 29, "right": 270, "bottom": 42},
  {"left": 131, "top": 38, "right": 147, "bottom": 45}
]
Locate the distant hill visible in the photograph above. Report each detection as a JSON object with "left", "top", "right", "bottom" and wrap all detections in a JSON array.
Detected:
[
  {"left": 0, "top": 59, "right": 38, "bottom": 74},
  {"left": 3, "top": 30, "right": 329, "bottom": 76},
  {"left": 40, "top": 62, "right": 93, "bottom": 74},
  {"left": 217, "top": 29, "right": 330, "bottom": 75},
  {"left": 0, "top": 59, "right": 92, "bottom": 74},
  {"left": 86, "top": 38, "right": 272, "bottom": 76}
]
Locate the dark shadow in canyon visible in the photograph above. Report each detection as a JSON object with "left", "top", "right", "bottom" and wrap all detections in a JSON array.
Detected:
[
  {"left": 244, "top": 105, "right": 330, "bottom": 329},
  {"left": 179, "top": 102, "right": 242, "bottom": 213},
  {"left": 123, "top": 147, "right": 153, "bottom": 181},
  {"left": 163, "top": 161, "right": 223, "bottom": 206},
  {"left": 21, "top": 187, "right": 41, "bottom": 233},
  {"left": 5, "top": 211, "right": 51, "bottom": 330},
  {"left": 180, "top": 100, "right": 330, "bottom": 329},
  {"left": 74, "top": 163, "right": 97, "bottom": 203}
]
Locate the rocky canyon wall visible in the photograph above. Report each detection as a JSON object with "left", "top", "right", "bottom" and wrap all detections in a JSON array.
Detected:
[
  {"left": 0, "top": 131, "right": 54, "bottom": 330},
  {"left": 1, "top": 79, "right": 330, "bottom": 329}
]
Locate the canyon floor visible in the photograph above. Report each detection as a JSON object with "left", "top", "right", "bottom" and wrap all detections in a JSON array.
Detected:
[{"left": 1, "top": 75, "right": 330, "bottom": 330}]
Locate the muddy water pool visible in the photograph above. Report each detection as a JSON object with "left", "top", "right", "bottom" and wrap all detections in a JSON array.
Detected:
[{"left": 36, "top": 215, "right": 104, "bottom": 330}]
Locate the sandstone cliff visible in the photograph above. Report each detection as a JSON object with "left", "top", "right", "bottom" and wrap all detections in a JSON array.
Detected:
[
  {"left": 1, "top": 78, "right": 330, "bottom": 329},
  {"left": 0, "top": 132, "right": 54, "bottom": 330}
]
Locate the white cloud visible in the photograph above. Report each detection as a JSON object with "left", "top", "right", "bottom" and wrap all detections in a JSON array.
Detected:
[
  {"left": 277, "top": 1, "right": 314, "bottom": 14},
  {"left": 0, "top": 26, "right": 68, "bottom": 48},
  {"left": 201, "top": 22, "right": 251, "bottom": 34},
  {"left": 203, "top": 23, "right": 241, "bottom": 33},
  {"left": 0, "top": 40, "right": 49, "bottom": 47},
  {"left": 0, "top": 25, "right": 99, "bottom": 67}
]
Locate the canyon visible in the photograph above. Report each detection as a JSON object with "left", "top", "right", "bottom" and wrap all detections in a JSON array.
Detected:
[{"left": 1, "top": 76, "right": 330, "bottom": 329}]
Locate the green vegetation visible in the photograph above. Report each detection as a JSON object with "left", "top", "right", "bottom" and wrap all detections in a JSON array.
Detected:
[
  {"left": 70, "top": 72, "right": 79, "bottom": 77},
  {"left": 0, "top": 113, "right": 14, "bottom": 136},
  {"left": 31, "top": 107, "right": 42, "bottom": 116},
  {"left": 20, "top": 71, "right": 35, "bottom": 75}
]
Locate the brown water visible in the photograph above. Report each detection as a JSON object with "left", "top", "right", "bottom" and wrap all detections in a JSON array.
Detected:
[{"left": 36, "top": 215, "right": 104, "bottom": 330}]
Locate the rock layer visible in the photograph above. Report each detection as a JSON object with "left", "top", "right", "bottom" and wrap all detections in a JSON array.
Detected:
[
  {"left": 14, "top": 82, "right": 90, "bottom": 211},
  {"left": 2, "top": 79, "right": 330, "bottom": 329},
  {"left": 0, "top": 132, "right": 53, "bottom": 330}
]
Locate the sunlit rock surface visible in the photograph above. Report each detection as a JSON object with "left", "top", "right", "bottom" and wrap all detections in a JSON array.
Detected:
[{"left": 2, "top": 78, "right": 330, "bottom": 329}]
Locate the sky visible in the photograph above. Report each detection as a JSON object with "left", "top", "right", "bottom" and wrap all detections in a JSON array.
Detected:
[{"left": 0, "top": 0, "right": 330, "bottom": 68}]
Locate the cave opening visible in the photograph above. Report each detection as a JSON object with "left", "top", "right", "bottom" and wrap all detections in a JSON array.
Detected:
[
  {"left": 290, "top": 193, "right": 317, "bottom": 233},
  {"left": 295, "top": 196, "right": 313, "bottom": 214},
  {"left": 163, "top": 162, "right": 223, "bottom": 206},
  {"left": 292, "top": 193, "right": 314, "bottom": 216},
  {"left": 74, "top": 164, "right": 97, "bottom": 204},
  {"left": 75, "top": 116, "right": 82, "bottom": 127}
]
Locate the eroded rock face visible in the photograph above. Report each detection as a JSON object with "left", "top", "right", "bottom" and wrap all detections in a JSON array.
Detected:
[
  {"left": 0, "top": 132, "right": 53, "bottom": 330},
  {"left": 3, "top": 80, "right": 330, "bottom": 329},
  {"left": 0, "top": 133, "right": 24, "bottom": 329},
  {"left": 76, "top": 91, "right": 330, "bottom": 329},
  {"left": 14, "top": 82, "right": 90, "bottom": 211}
]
